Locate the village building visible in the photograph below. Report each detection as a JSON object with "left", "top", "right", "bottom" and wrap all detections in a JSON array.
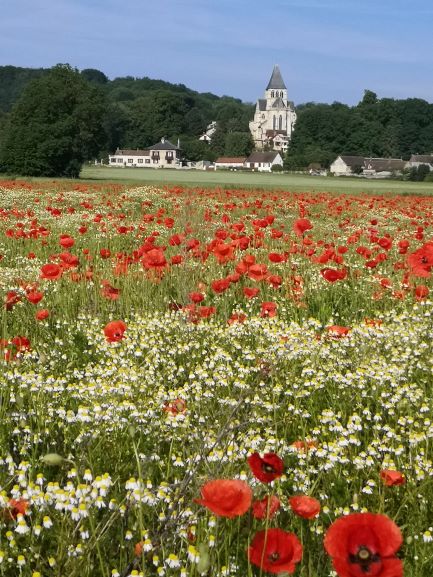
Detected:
[
  {"left": 408, "top": 154, "right": 433, "bottom": 171},
  {"left": 109, "top": 138, "right": 181, "bottom": 168},
  {"left": 329, "top": 156, "right": 365, "bottom": 176},
  {"left": 249, "top": 65, "right": 296, "bottom": 152},
  {"left": 214, "top": 157, "right": 247, "bottom": 170},
  {"left": 199, "top": 121, "right": 217, "bottom": 143},
  {"left": 330, "top": 155, "right": 407, "bottom": 177},
  {"left": 245, "top": 151, "right": 283, "bottom": 172}
]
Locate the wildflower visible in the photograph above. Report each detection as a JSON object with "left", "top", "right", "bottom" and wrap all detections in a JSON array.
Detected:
[
  {"left": 248, "top": 528, "right": 303, "bottom": 574},
  {"left": 104, "top": 320, "right": 127, "bottom": 342},
  {"left": 324, "top": 512, "right": 403, "bottom": 577},
  {"left": 247, "top": 452, "right": 284, "bottom": 483},
  {"left": 289, "top": 495, "right": 321, "bottom": 519},
  {"left": 195, "top": 479, "right": 252, "bottom": 518},
  {"left": 252, "top": 495, "right": 281, "bottom": 520},
  {"left": 380, "top": 470, "right": 405, "bottom": 487}
]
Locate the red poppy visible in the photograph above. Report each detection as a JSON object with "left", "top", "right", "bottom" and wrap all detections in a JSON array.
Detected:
[
  {"left": 321, "top": 268, "right": 347, "bottom": 282},
  {"left": 26, "top": 291, "right": 43, "bottom": 305},
  {"left": 35, "top": 309, "right": 50, "bottom": 321},
  {"left": 142, "top": 248, "right": 167, "bottom": 271},
  {"left": 324, "top": 512, "right": 403, "bottom": 577},
  {"left": 293, "top": 218, "right": 313, "bottom": 237},
  {"left": 248, "top": 264, "right": 268, "bottom": 282},
  {"left": 228, "top": 312, "right": 247, "bottom": 324},
  {"left": 59, "top": 235, "right": 75, "bottom": 248},
  {"left": 260, "top": 301, "right": 277, "bottom": 318},
  {"left": 252, "top": 495, "right": 281, "bottom": 520},
  {"left": 40, "top": 263, "right": 62, "bottom": 280},
  {"left": 163, "top": 398, "right": 187, "bottom": 415},
  {"left": 248, "top": 528, "right": 303, "bottom": 574},
  {"left": 291, "top": 439, "right": 317, "bottom": 452},
  {"left": 100, "top": 248, "right": 111, "bottom": 259},
  {"left": 407, "top": 242, "right": 433, "bottom": 277},
  {"left": 195, "top": 479, "right": 252, "bottom": 518},
  {"left": 247, "top": 452, "right": 284, "bottom": 483},
  {"left": 414, "top": 285, "right": 429, "bottom": 300},
  {"left": 289, "top": 495, "right": 321, "bottom": 519},
  {"left": 6, "top": 498, "right": 29, "bottom": 520},
  {"left": 4, "top": 291, "right": 21, "bottom": 310},
  {"left": 211, "top": 278, "right": 231, "bottom": 294},
  {"left": 104, "top": 320, "right": 127, "bottom": 342},
  {"left": 243, "top": 287, "right": 260, "bottom": 299},
  {"left": 380, "top": 470, "right": 405, "bottom": 487},
  {"left": 326, "top": 325, "right": 350, "bottom": 338},
  {"left": 189, "top": 292, "right": 205, "bottom": 303}
]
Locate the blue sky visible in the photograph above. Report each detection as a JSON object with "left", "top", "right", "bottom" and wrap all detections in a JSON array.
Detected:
[{"left": 1, "top": 0, "right": 433, "bottom": 105}]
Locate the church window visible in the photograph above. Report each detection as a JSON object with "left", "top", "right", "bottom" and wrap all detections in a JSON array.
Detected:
[
  {"left": 271, "top": 91, "right": 274, "bottom": 97},
  {"left": 273, "top": 116, "right": 276, "bottom": 130},
  {"left": 279, "top": 115, "right": 283, "bottom": 130}
]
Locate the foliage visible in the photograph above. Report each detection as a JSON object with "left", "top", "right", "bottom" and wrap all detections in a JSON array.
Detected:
[
  {"left": 0, "top": 64, "right": 107, "bottom": 177},
  {"left": 285, "top": 90, "right": 433, "bottom": 167}
]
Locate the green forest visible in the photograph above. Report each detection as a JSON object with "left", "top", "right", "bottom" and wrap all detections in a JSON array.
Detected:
[{"left": 0, "top": 65, "right": 433, "bottom": 177}]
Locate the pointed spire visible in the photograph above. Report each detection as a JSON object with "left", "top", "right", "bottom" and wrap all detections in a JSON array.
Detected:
[{"left": 266, "top": 65, "right": 286, "bottom": 90}]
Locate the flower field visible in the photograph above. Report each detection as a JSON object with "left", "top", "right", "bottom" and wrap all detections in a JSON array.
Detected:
[{"left": 0, "top": 179, "right": 433, "bottom": 577}]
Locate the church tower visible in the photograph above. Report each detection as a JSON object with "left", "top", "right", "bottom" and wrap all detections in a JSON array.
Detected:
[{"left": 249, "top": 65, "right": 296, "bottom": 152}]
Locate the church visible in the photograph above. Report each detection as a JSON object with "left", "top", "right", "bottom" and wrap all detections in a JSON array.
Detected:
[{"left": 249, "top": 65, "right": 297, "bottom": 153}]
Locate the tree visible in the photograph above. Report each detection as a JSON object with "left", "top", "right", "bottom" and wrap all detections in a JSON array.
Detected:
[
  {"left": 0, "top": 64, "right": 107, "bottom": 177},
  {"left": 224, "top": 132, "right": 254, "bottom": 156}
]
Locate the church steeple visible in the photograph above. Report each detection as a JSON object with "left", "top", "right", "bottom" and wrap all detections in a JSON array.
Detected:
[{"left": 266, "top": 65, "right": 287, "bottom": 90}]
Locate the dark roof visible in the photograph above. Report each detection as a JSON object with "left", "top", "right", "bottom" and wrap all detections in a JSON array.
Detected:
[
  {"left": 266, "top": 65, "right": 287, "bottom": 90},
  {"left": 339, "top": 155, "right": 365, "bottom": 167},
  {"left": 215, "top": 157, "right": 247, "bottom": 164},
  {"left": 246, "top": 152, "right": 281, "bottom": 163},
  {"left": 113, "top": 149, "right": 150, "bottom": 156},
  {"left": 364, "top": 158, "right": 406, "bottom": 171},
  {"left": 272, "top": 97, "right": 287, "bottom": 109},
  {"left": 258, "top": 99, "right": 267, "bottom": 111},
  {"left": 410, "top": 154, "right": 433, "bottom": 163},
  {"left": 266, "top": 129, "right": 286, "bottom": 137},
  {"left": 147, "top": 139, "right": 179, "bottom": 151}
]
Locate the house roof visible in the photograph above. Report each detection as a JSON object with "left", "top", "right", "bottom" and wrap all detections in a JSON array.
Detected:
[
  {"left": 215, "top": 157, "right": 247, "bottom": 164},
  {"left": 266, "top": 65, "right": 286, "bottom": 90},
  {"left": 338, "top": 155, "right": 365, "bottom": 167},
  {"left": 410, "top": 154, "right": 433, "bottom": 163},
  {"left": 365, "top": 158, "right": 406, "bottom": 171},
  {"left": 113, "top": 149, "right": 150, "bottom": 156},
  {"left": 246, "top": 152, "right": 281, "bottom": 163},
  {"left": 148, "top": 138, "right": 179, "bottom": 151}
]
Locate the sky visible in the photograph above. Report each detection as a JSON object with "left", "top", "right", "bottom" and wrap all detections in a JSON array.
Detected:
[{"left": 1, "top": 0, "right": 433, "bottom": 106}]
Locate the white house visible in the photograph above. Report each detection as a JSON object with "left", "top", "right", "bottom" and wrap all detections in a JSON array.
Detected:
[
  {"left": 330, "top": 155, "right": 365, "bottom": 176},
  {"left": 249, "top": 65, "right": 297, "bottom": 151},
  {"left": 109, "top": 148, "right": 151, "bottom": 167},
  {"left": 408, "top": 154, "right": 433, "bottom": 171},
  {"left": 109, "top": 138, "right": 181, "bottom": 168},
  {"left": 199, "top": 121, "right": 217, "bottom": 143},
  {"left": 245, "top": 151, "right": 283, "bottom": 172},
  {"left": 214, "top": 157, "right": 247, "bottom": 170}
]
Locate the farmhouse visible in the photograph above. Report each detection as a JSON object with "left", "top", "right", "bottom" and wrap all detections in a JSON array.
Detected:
[
  {"left": 109, "top": 138, "right": 181, "bottom": 168},
  {"left": 408, "top": 154, "right": 433, "bottom": 170},
  {"left": 249, "top": 65, "right": 297, "bottom": 152},
  {"left": 214, "top": 157, "right": 247, "bottom": 170},
  {"left": 330, "top": 156, "right": 365, "bottom": 176},
  {"left": 245, "top": 151, "right": 283, "bottom": 172}
]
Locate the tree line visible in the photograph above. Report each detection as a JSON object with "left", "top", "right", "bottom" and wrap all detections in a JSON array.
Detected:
[
  {"left": 0, "top": 64, "right": 254, "bottom": 177},
  {"left": 285, "top": 90, "right": 433, "bottom": 170},
  {"left": 1, "top": 65, "right": 433, "bottom": 178}
]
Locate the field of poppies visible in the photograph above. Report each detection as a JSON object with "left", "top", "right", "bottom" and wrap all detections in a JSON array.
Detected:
[{"left": 0, "top": 179, "right": 433, "bottom": 577}]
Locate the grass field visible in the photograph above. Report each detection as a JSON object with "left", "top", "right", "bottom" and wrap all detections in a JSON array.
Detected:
[{"left": 81, "top": 165, "right": 433, "bottom": 195}]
